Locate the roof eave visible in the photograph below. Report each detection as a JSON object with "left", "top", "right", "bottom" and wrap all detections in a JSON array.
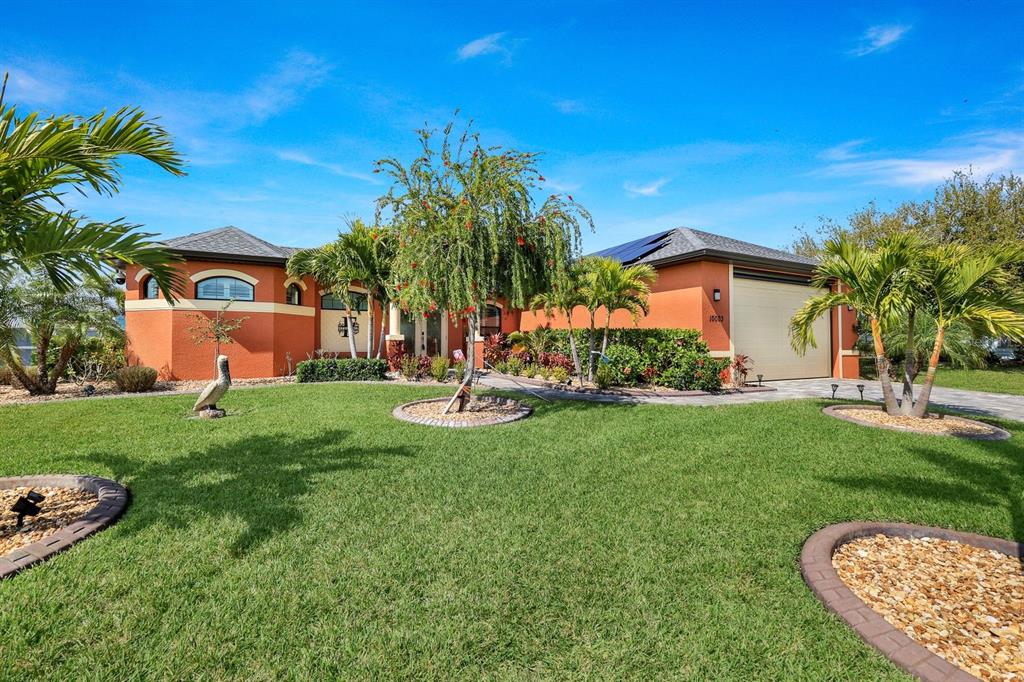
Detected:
[
  {"left": 642, "top": 248, "right": 818, "bottom": 274},
  {"left": 167, "top": 248, "right": 289, "bottom": 266}
]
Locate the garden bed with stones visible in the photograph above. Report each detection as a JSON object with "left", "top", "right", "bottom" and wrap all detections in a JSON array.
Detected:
[
  {"left": 0, "top": 376, "right": 294, "bottom": 406},
  {"left": 802, "top": 521, "right": 1023, "bottom": 682},
  {"left": 823, "top": 404, "right": 1009, "bottom": 440},
  {"left": 393, "top": 395, "right": 531, "bottom": 428},
  {"left": 487, "top": 371, "right": 776, "bottom": 397},
  {"left": 0, "top": 475, "right": 129, "bottom": 579}
]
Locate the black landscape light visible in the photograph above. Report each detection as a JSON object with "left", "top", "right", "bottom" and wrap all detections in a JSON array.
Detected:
[
  {"left": 831, "top": 383, "right": 839, "bottom": 399},
  {"left": 756, "top": 374, "right": 763, "bottom": 386},
  {"left": 10, "top": 490, "right": 45, "bottom": 528},
  {"left": 857, "top": 384, "right": 865, "bottom": 400}
]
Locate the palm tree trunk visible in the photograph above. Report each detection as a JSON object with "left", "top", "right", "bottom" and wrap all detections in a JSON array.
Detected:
[
  {"left": 366, "top": 305, "right": 375, "bottom": 358},
  {"left": 47, "top": 342, "right": 78, "bottom": 393},
  {"left": 912, "top": 327, "right": 945, "bottom": 418},
  {"left": 898, "top": 309, "right": 917, "bottom": 415},
  {"left": 376, "top": 302, "right": 387, "bottom": 358},
  {"left": 601, "top": 310, "right": 612, "bottom": 355},
  {"left": 870, "top": 317, "right": 900, "bottom": 413},
  {"left": 565, "top": 316, "right": 583, "bottom": 387},
  {"left": 587, "top": 310, "right": 597, "bottom": 382},
  {"left": 1, "top": 347, "right": 38, "bottom": 395},
  {"left": 343, "top": 304, "right": 358, "bottom": 358}
]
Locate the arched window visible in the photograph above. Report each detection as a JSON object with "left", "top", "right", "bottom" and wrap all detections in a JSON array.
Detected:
[
  {"left": 480, "top": 304, "right": 502, "bottom": 337},
  {"left": 321, "top": 292, "right": 368, "bottom": 311},
  {"left": 285, "top": 283, "right": 302, "bottom": 305},
  {"left": 142, "top": 276, "right": 159, "bottom": 299},
  {"left": 195, "top": 277, "right": 254, "bottom": 301}
]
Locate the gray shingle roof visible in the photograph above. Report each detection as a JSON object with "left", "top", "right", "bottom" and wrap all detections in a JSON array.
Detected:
[
  {"left": 596, "top": 227, "right": 817, "bottom": 269},
  {"left": 162, "top": 226, "right": 301, "bottom": 263}
]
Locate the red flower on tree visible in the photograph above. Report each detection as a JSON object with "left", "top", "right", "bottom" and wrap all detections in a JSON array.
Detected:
[{"left": 516, "top": 236, "right": 526, "bottom": 247}]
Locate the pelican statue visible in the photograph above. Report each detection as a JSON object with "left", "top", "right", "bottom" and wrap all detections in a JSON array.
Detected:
[{"left": 193, "top": 355, "right": 231, "bottom": 416}]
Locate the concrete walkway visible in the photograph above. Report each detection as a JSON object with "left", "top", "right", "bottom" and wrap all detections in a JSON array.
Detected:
[{"left": 479, "top": 375, "right": 1024, "bottom": 423}]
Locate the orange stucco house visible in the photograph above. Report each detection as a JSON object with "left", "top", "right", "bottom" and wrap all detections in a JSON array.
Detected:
[{"left": 124, "top": 225, "right": 858, "bottom": 381}]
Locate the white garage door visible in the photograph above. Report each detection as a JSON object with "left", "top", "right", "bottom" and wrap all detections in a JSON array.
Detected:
[{"left": 731, "top": 276, "right": 831, "bottom": 380}]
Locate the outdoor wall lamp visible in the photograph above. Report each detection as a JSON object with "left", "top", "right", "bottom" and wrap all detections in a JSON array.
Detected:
[
  {"left": 831, "top": 383, "right": 839, "bottom": 399},
  {"left": 713, "top": 288, "right": 721, "bottom": 301},
  {"left": 857, "top": 384, "right": 865, "bottom": 400}
]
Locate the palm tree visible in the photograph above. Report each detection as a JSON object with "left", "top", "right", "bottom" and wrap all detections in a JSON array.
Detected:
[
  {"left": 790, "top": 233, "right": 920, "bottom": 413},
  {"left": 287, "top": 220, "right": 396, "bottom": 358},
  {"left": 589, "top": 256, "right": 657, "bottom": 354},
  {"left": 0, "top": 73, "right": 186, "bottom": 296},
  {"left": 0, "top": 273, "right": 124, "bottom": 394},
  {"left": 530, "top": 264, "right": 587, "bottom": 385},
  {"left": 911, "top": 244, "right": 1024, "bottom": 416}
]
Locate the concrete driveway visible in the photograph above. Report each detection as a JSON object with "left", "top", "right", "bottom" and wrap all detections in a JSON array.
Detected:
[{"left": 479, "top": 375, "right": 1024, "bottom": 423}]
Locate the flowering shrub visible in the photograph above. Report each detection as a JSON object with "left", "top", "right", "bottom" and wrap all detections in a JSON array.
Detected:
[
  {"left": 483, "top": 333, "right": 509, "bottom": 366},
  {"left": 602, "top": 344, "right": 645, "bottom": 387}
]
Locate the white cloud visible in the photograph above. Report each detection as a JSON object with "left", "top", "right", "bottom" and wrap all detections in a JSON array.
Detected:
[
  {"left": 275, "top": 149, "right": 377, "bottom": 183},
  {"left": 456, "top": 32, "right": 511, "bottom": 62},
  {"left": 0, "top": 61, "right": 75, "bottom": 107},
  {"left": 817, "top": 130, "right": 1024, "bottom": 186},
  {"left": 553, "top": 98, "right": 585, "bottom": 114},
  {"left": 624, "top": 178, "right": 670, "bottom": 197},
  {"left": 544, "top": 177, "right": 582, "bottom": 192},
  {"left": 239, "top": 50, "right": 332, "bottom": 125},
  {"left": 819, "top": 139, "right": 868, "bottom": 161},
  {"left": 849, "top": 24, "right": 911, "bottom": 57}
]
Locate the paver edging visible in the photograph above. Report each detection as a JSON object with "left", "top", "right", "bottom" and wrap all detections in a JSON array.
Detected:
[
  {"left": 822, "top": 404, "right": 1011, "bottom": 441},
  {"left": 393, "top": 396, "right": 532, "bottom": 428},
  {"left": 0, "top": 475, "right": 129, "bottom": 580},
  {"left": 801, "top": 521, "right": 1022, "bottom": 682}
]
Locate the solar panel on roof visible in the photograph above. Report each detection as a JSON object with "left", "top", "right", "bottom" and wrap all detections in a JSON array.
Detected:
[{"left": 593, "top": 229, "right": 673, "bottom": 263}]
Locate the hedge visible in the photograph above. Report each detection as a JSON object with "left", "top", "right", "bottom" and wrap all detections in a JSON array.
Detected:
[{"left": 295, "top": 358, "right": 388, "bottom": 383}]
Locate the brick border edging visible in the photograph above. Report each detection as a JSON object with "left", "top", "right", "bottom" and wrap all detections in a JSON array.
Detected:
[
  {"left": 801, "top": 521, "right": 1022, "bottom": 681},
  {"left": 822, "top": 404, "right": 1011, "bottom": 441},
  {"left": 0, "top": 475, "right": 129, "bottom": 580},
  {"left": 393, "top": 396, "right": 532, "bottom": 428}
]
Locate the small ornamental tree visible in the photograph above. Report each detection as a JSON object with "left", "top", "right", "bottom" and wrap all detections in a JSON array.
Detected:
[
  {"left": 375, "top": 120, "right": 592, "bottom": 412},
  {"left": 187, "top": 300, "right": 248, "bottom": 376}
]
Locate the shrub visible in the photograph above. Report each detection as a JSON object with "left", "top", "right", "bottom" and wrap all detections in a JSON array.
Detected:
[
  {"left": 652, "top": 353, "right": 729, "bottom": 392},
  {"left": 523, "top": 363, "right": 545, "bottom": 379},
  {"left": 595, "top": 363, "right": 616, "bottom": 389},
  {"left": 537, "top": 351, "right": 573, "bottom": 371},
  {"left": 483, "top": 333, "right": 509, "bottom": 366},
  {"left": 549, "top": 366, "right": 570, "bottom": 383},
  {"left": 0, "top": 364, "right": 11, "bottom": 385},
  {"left": 503, "top": 356, "right": 525, "bottom": 376},
  {"left": 400, "top": 354, "right": 421, "bottom": 380},
  {"left": 114, "top": 366, "right": 158, "bottom": 393},
  {"left": 603, "top": 344, "right": 645, "bottom": 386},
  {"left": 453, "top": 359, "right": 467, "bottom": 380},
  {"left": 295, "top": 358, "right": 388, "bottom": 383},
  {"left": 430, "top": 356, "right": 450, "bottom": 382}
]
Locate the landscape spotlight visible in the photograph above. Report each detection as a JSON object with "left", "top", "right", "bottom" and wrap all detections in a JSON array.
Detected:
[
  {"left": 857, "top": 384, "right": 865, "bottom": 400},
  {"left": 756, "top": 374, "right": 763, "bottom": 386},
  {"left": 10, "top": 490, "right": 45, "bottom": 528},
  {"left": 831, "top": 383, "right": 839, "bottom": 400}
]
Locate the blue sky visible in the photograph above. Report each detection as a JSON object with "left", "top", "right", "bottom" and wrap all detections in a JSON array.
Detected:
[{"left": 3, "top": 2, "right": 1023, "bottom": 253}]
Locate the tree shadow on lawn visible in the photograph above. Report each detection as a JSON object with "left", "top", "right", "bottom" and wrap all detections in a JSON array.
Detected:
[
  {"left": 824, "top": 434, "right": 1024, "bottom": 561},
  {"left": 86, "top": 429, "right": 415, "bottom": 556}
]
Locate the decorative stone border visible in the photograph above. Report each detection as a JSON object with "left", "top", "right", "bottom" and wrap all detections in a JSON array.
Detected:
[
  {"left": 823, "top": 404, "right": 1011, "bottom": 441},
  {"left": 801, "top": 521, "right": 1021, "bottom": 682},
  {"left": 393, "top": 396, "right": 532, "bottom": 428},
  {"left": 0, "top": 475, "right": 129, "bottom": 580}
]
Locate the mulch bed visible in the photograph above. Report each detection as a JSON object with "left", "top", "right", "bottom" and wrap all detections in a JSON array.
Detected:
[
  {"left": 0, "top": 486, "right": 97, "bottom": 556},
  {"left": 393, "top": 396, "right": 532, "bottom": 428},
  {"left": 834, "top": 534, "right": 1023, "bottom": 680},
  {"left": 823, "top": 404, "right": 1010, "bottom": 440}
]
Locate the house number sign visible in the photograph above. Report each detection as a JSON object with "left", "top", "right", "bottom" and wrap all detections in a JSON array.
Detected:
[{"left": 708, "top": 314, "right": 725, "bottom": 322}]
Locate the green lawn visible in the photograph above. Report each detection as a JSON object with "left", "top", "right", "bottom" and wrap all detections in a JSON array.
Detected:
[
  {"left": 0, "top": 384, "right": 1020, "bottom": 679},
  {"left": 918, "top": 365, "right": 1024, "bottom": 395}
]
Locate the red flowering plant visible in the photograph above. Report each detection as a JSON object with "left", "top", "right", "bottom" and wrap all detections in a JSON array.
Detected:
[{"left": 375, "top": 117, "right": 593, "bottom": 412}]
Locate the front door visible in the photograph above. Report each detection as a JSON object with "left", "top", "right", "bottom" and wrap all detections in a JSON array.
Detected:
[{"left": 400, "top": 311, "right": 446, "bottom": 357}]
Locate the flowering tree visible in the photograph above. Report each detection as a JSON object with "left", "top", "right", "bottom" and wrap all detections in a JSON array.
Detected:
[{"left": 375, "top": 120, "right": 592, "bottom": 411}]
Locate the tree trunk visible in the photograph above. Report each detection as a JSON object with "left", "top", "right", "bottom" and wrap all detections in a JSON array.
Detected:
[
  {"left": 443, "top": 313, "right": 476, "bottom": 414},
  {"left": 376, "top": 304, "right": 387, "bottom": 358},
  {"left": 35, "top": 328, "right": 51, "bottom": 391},
  {"left": 587, "top": 310, "right": 597, "bottom": 382},
  {"left": 898, "top": 309, "right": 917, "bottom": 415},
  {"left": 870, "top": 317, "right": 900, "bottom": 414},
  {"left": 912, "top": 327, "right": 946, "bottom": 418},
  {"left": 1, "top": 347, "right": 38, "bottom": 395},
  {"left": 366, "top": 306, "right": 375, "bottom": 358},
  {"left": 601, "top": 310, "right": 613, "bottom": 355},
  {"left": 343, "top": 304, "right": 358, "bottom": 358},
  {"left": 566, "top": 316, "right": 583, "bottom": 387},
  {"left": 46, "top": 341, "right": 79, "bottom": 393}
]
